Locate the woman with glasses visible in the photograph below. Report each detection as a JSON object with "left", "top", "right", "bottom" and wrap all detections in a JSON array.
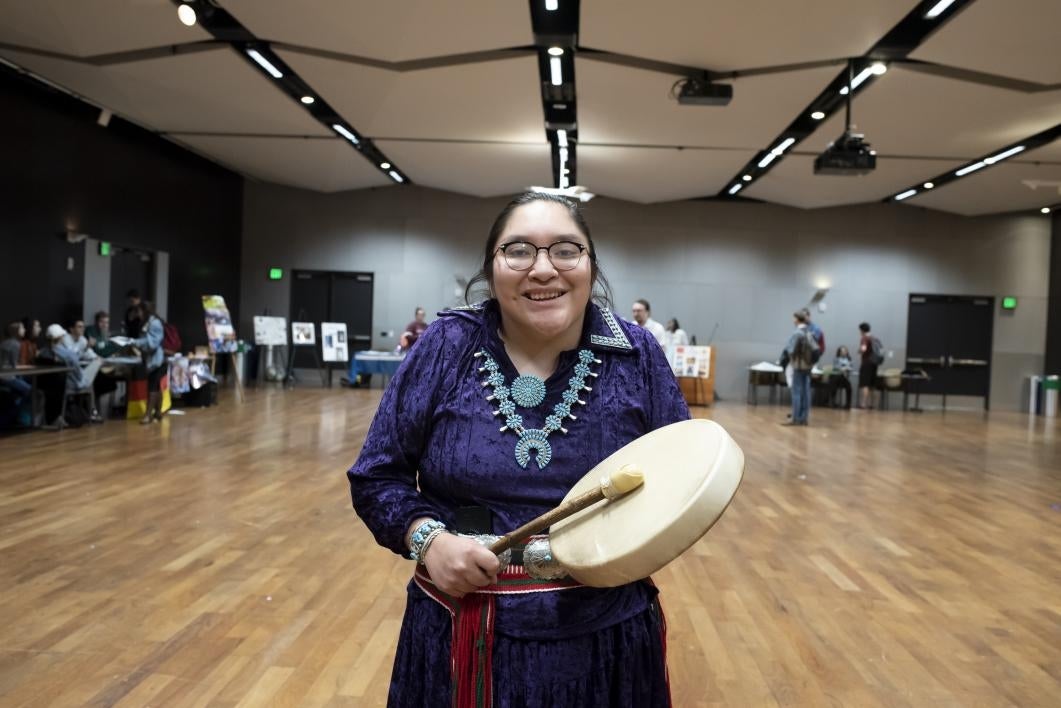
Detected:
[{"left": 347, "top": 192, "right": 689, "bottom": 707}]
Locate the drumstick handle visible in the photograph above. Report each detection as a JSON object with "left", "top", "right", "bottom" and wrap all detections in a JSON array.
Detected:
[{"left": 488, "top": 487, "right": 605, "bottom": 555}]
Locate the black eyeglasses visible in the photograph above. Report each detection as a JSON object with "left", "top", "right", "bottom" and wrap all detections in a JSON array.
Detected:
[{"left": 496, "top": 241, "right": 587, "bottom": 271}]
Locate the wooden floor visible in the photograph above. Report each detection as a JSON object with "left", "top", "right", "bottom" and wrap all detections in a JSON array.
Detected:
[{"left": 1, "top": 388, "right": 1059, "bottom": 707}]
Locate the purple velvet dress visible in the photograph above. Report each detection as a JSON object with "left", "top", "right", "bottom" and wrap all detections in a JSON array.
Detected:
[{"left": 348, "top": 300, "right": 690, "bottom": 707}]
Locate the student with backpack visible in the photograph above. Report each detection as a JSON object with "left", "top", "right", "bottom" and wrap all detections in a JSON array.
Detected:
[
  {"left": 858, "top": 322, "right": 884, "bottom": 409},
  {"left": 783, "top": 310, "right": 820, "bottom": 426}
]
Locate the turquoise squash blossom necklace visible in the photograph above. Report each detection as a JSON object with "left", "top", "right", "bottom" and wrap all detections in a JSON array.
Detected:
[{"left": 475, "top": 349, "right": 600, "bottom": 469}]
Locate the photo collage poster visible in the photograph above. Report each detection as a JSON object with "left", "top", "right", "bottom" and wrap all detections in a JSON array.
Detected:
[
  {"left": 670, "top": 345, "right": 712, "bottom": 378},
  {"left": 321, "top": 322, "right": 348, "bottom": 362},
  {"left": 253, "top": 316, "right": 288, "bottom": 346}
]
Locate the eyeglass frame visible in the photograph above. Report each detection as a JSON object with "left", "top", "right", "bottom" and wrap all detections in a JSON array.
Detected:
[{"left": 494, "top": 240, "right": 590, "bottom": 272}]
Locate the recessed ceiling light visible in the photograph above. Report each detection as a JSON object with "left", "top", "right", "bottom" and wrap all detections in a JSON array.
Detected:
[
  {"left": 923, "top": 182, "right": 934, "bottom": 189},
  {"left": 550, "top": 57, "right": 563, "bottom": 86},
  {"left": 545, "top": 0, "right": 559, "bottom": 10},
  {"left": 557, "top": 129, "right": 568, "bottom": 147},
  {"left": 894, "top": 189, "right": 917, "bottom": 201},
  {"left": 728, "top": 184, "right": 743, "bottom": 195},
  {"left": 389, "top": 170, "right": 404, "bottom": 183},
  {"left": 870, "top": 62, "right": 887, "bottom": 76},
  {"left": 983, "top": 145, "right": 1025, "bottom": 164},
  {"left": 380, "top": 162, "right": 391, "bottom": 170},
  {"left": 548, "top": 47, "right": 564, "bottom": 56},
  {"left": 742, "top": 174, "right": 752, "bottom": 182},
  {"left": 811, "top": 111, "right": 825, "bottom": 120},
  {"left": 955, "top": 161, "right": 986, "bottom": 177},
  {"left": 300, "top": 95, "right": 314, "bottom": 105},
  {"left": 246, "top": 49, "right": 283, "bottom": 79},
  {"left": 757, "top": 152, "right": 778, "bottom": 169},
  {"left": 177, "top": 3, "right": 197, "bottom": 26},
  {"left": 1042, "top": 207, "right": 1052, "bottom": 214}
]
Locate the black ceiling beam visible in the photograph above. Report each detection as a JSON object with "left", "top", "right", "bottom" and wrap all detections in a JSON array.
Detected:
[
  {"left": 718, "top": 0, "right": 977, "bottom": 199},
  {"left": 169, "top": 0, "right": 407, "bottom": 185},
  {"left": 885, "top": 123, "right": 1061, "bottom": 204},
  {"left": 529, "top": 0, "right": 579, "bottom": 189}
]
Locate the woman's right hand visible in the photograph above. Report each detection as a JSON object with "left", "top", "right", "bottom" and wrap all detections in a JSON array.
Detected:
[{"left": 422, "top": 533, "right": 500, "bottom": 598}]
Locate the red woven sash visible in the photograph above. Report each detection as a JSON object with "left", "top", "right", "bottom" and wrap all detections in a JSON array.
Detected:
[{"left": 413, "top": 565, "right": 583, "bottom": 708}]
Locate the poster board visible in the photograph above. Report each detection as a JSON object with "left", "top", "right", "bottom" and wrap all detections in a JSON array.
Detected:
[
  {"left": 671, "top": 345, "right": 712, "bottom": 378},
  {"left": 321, "top": 322, "right": 349, "bottom": 362},
  {"left": 202, "top": 295, "right": 238, "bottom": 353},
  {"left": 291, "top": 322, "right": 316, "bottom": 346},
  {"left": 253, "top": 316, "right": 288, "bottom": 346}
]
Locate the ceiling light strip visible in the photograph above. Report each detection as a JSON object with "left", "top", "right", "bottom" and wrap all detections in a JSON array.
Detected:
[
  {"left": 718, "top": 1, "right": 974, "bottom": 199},
  {"left": 170, "top": 3, "right": 408, "bottom": 185},
  {"left": 531, "top": 0, "right": 580, "bottom": 189},
  {"left": 885, "top": 124, "right": 1061, "bottom": 204}
]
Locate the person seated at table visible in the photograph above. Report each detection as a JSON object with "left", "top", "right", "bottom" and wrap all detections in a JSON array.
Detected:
[
  {"left": 826, "top": 345, "right": 853, "bottom": 409},
  {"left": 86, "top": 310, "right": 120, "bottom": 357},
  {"left": 40, "top": 324, "right": 104, "bottom": 425},
  {"left": 1, "top": 321, "right": 22, "bottom": 369},
  {"left": 131, "top": 301, "right": 167, "bottom": 424},
  {"left": 0, "top": 321, "right": 32, "bottom": 427},
  {"left": 63, "top": 319, "right": 98, "bottom": 359},
  {"left": 399, "top": 306, "right": 429, "bottom": 351},
  {"left": 19, "top": 317, "right": 41, "bottom": 365}
]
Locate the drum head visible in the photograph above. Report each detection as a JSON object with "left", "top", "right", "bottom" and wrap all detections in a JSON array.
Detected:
[{"left": 550, "top": 419, "right": 744, "bottom": 587}]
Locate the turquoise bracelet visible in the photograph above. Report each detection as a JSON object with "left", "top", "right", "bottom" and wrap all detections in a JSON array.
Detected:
[{"left": 409, "top": 519, "right": 447, "bottom": 563}]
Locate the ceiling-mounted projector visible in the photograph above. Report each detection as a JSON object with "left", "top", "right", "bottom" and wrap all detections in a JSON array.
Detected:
[
  {"left": 814, "top": 131, "right": 876, "bottom": 175},
  {"left": 676, "top": 77, "right": 733, "bottom": 106}
]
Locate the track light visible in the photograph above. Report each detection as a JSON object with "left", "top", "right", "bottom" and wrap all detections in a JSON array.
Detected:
[
  {"left": 332, "top": 124, "right": 359, "bottom": 144},
  {"left": 545, "top": 0, "right": 558, "bottom": 9},
  {"left": 300, "top": 95, "right": 315, "bottom": 105},
  {"left": 177, "top": 2, "right": 197, "bottom": 26},
  {"left": 246, "top": 49, "right": 282, "bottom": 79},
  {"left": 389, "top": 170, "right": 404, "bottom": 183},
  {"left": 955, "top": 162, "right": 985, "bottom": 177},
  {"left": 983, "top": 145, "right": 1025, "bottom": 164},
  {"left": 380, "top": 162, "right": 391, "bottom": 169},
  {"left": 548, "top": 47, "right": 564, "bottom": 56},
  {"left": 924, "top": 0, "right": 958, "bottom": 19},
  {"left": 894, "top": 189, "right": 917, "bottom": 201},
  {"left": 550, "top": 57, "right": 563, "bottom": 86},
  {"left": 557, "top": 129, "right": 568, "bottom": 147},
  {"left": 839, "top": 62, "right": 886, "bottom": 95},
  {"left": 1042, "top": 207, "right": 1052, "bottom": 214},
  {"left": 728, "top": 184, "right": 742, "bottom": 195},
  {"left": 811, "top": 111, "right": 825, "bottom": 120},
  {"left": 742, "top": 174, "right": 752, "bottom": 182},
  {"left": 923, "top": 182, "right": 934, "bottom": 189}
]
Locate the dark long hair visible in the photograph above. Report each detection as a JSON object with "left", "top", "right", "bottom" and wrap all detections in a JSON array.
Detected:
[{"left": 464, "top": 192, "right": 613, "bottom": 308}]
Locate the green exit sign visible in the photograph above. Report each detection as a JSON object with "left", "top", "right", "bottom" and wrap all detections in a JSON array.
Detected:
[
  {"left": 268, "top": 267, "right": 284, "bottom": 281},
  {"left": 1002, "top": 296, "right": 1017, "bottom": 310},
  {"left": 99, "top": 241, "right": 111, "bottom": 256}
]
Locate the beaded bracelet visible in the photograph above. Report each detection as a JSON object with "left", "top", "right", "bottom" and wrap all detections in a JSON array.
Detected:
[
  {"left": 417, "top": 527, "right": 447, "bottom": 565},
  {"left": 408, "top": 519, "right": 447, "bottom": 563}
]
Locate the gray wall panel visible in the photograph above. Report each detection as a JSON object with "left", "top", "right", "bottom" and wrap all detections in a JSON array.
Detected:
[{"left": 241, "top": 184, "right": 1050, "bottom": 411}]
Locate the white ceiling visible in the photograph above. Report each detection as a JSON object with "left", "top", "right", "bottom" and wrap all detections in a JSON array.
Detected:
[
  {"left": 376, "top": 141, "right": 553, "bottom": 198},
  {"left": 2, "top": 0, "right": 1059, "bottom": 214},
  {"left": 580, "top": 0, "right": 915, "bottom": 71},
  {"left": 218, "top": 0, "right": 533, "bottom": 63},
  {"left": 909, "top": 0, "right": 1061, "bottom": 85},
  {"left": 177, "top": 135, "right": 392, "bottom": 193},
  {"left": 804, "top": 66, "right": 1061, "bottom": 159}
]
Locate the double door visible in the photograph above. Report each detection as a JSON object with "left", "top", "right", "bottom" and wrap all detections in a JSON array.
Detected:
[
  {"left": 290, "top": 270, "right": 373, "bottom": 369},
  {"left": 905, "top": 294, "right": 994, "bottom": 409}
]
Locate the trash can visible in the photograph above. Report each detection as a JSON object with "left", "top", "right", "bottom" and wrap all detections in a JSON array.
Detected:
[{"left": 1044, "top": 375, "right": 1060, "bottom": 418}]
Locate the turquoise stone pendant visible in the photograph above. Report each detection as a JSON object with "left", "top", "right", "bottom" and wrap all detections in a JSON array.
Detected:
[
  {"left": 515, "top": 429, "right": 552, "bottom": 469},
  {"left": 511, "top": 374, "right": 546, "bottom": 407}
]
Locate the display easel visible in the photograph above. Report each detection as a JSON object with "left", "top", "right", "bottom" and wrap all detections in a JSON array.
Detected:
[
  {"left": 285, "top": 321, "right": 328, "bottom": 388},
  {"left": 677, "top": 346, "right": 716, "bottom": 407}
]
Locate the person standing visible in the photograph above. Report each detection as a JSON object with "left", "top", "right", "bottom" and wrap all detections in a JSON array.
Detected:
[
  {"left": 124, "top": 289, "right": 143, "bottom": 337},
  {"left": 858, "top": 322, "right": 881, "bottom": 409},
  {"left": 631, "top": 299, "right": 666, "bottom": 347},
  {"left": 132, "top": 302, "right": 167, "bottom": 424},
  {"left": 662, "top": 318, "right": 689, "bottom": 350},
  {"left": 347, "top": 192, "right": 687, "bottom": 706},
  {"left": 800, "top": 307, "right": 825, "bottom": 353},
  {"left": 783, "top": 311, "right": 816, "bottom": 426}
]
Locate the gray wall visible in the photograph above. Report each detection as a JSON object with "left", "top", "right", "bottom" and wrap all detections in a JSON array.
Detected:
[{"left": 241, "top": 183, "right": 1050, "bottom": 411}]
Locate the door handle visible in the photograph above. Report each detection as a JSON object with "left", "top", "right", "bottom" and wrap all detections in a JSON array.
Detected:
[
  {"left": 908, "top": 356, "right": 945, "bottom": 366},
  {"left": 353, "top": 334, "right": 371, "bottom": 341},
  {"left": 952, "top": 358, "right": 988, "bottom": 366}
]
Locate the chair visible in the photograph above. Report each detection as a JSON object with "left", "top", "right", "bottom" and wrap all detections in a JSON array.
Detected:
[{"left": 876, "top": 368, "right": 903, "bottom": 410}]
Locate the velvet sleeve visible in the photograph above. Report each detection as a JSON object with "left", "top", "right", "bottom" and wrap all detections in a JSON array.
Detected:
[
  {"left": 346, "top": 322, "right": 454, "bottom": 556},
  {"left": 638, "top": 327, "right": 691, "bottom": 430}
]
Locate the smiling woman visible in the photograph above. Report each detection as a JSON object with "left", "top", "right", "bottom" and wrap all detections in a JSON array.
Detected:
[{"left": 346, "top": 191, "right": 689, "bottom": 706}]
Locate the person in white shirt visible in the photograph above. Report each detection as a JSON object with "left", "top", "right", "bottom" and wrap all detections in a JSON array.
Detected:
[
  {"left": 662, "top": 318, "right": 689, "bottom": 350},
  {"left": 62, "top": 319, "right": 97, "bottom": 360},
  {"left": 631, "top": 299, "right": 666, "bottom": 347}
]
